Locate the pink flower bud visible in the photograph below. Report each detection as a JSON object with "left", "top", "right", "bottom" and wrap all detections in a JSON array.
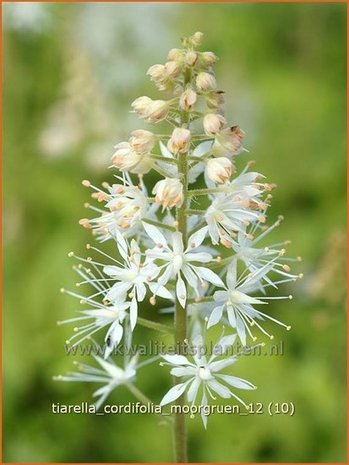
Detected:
[
  {"left": 179, "top": 88, "right": 197, "bottom": 111},
  {"left": 167, "top": 128, "right": 191, "bottom": 154},
  {"left": 185, "top": 50, "right": 198, "bottom": 66},
  {"left": 167, "top": 48, "right": 182, "bottom": 61},
  {"left": 164, "top": 61, "right": 181, "bottom": 79},
  {"left": 196, "top": 72, "right": 217, "bottom": 92},
  {"left": 132, "top": 97, "right": 170, "bottom": 123},
  {"left": 191, "top": 31, "right": 204, "bottom": 46},
  {"left": 129, "top": 130, "right": 156, "bottom": 154},
  {"left": 131, "top": 96, "right": 152, "bottom": 117},
  {"left": 152, "top": 178, "right": 184, "bottom": 209},
  {"left": 111, "top": 142, "right": 141, "bottom": 171},
  {"left": 206, "top": 157, "right": 234, "bottom": 184},
  {"left": 200, "top": 51, "right": 217, "bottom": 66},
  {"left": 111, "top": 142, "right": 152, "bottom": 174},
  {"left": 147, "top": 64, "right": 166, "bottom": 83},
  {"left": 203, "top": 113, "right": 226, "bottom": 136}
]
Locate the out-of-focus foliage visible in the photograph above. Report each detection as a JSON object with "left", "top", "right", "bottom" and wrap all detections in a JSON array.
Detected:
[{"left": 3, "top": 2, "right": 346, "bottom": 462}]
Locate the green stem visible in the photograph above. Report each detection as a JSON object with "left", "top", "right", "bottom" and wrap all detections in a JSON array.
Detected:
[
  {"left": 188, "top": 187, "right": 226, "bottom": 197},
  {"left": 172, "top": 67, "right": 191, "bottom": 464},
  {"left": 185, "top": 208, "right": 206, "bottom": 215},
  {"left": 150, "top": 154, "right": 178, "bottom": 165},
  {"left": 137, "top": 317, "right": 173, "bottom": 333}
]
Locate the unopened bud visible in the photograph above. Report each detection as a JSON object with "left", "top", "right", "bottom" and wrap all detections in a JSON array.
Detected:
[
  {"left": 200, "top": 51, "right": 217, "bottom": 66},
  {"left": 147, "top": 64, "right": 166, "bottom": 83},
  {"left": 152, "top": 178, "right": 184, "bottom": 209},
  {"left": 164, "top": 60, "right": 181, "bottom": 79},
  {"left": 185, "top": 50, "right": 198, "bottom": 66},
  {"left": 131, "top": 97, "right": 170, "bottom": 123},
  {"left": 167, "top": 128, "right": 191, "bottom": 154},
  {"left": 145, "top": 99, "right": 170, "bottom": 123},
  {"left": 206, "top": 157, "right": 234, "bottom": 184},
  {"left": 179, "top": 88, "right": 197, "bottom": 111},
  {"left": 112, "top": 142, "right": 141, "bottom": 171},
  {"left": 167, "top": 48, "right": 182, "bottom": 61},
  {"left": 191, "top": 31, "right": 204, "bottom": 46},
  {"left": 131, "top": 96, "right": 152, "bottom": 115},
  {"left": 203, "top": 113, "right": 226, "bottom": 136},
  {"left": 196, "top": 72, "right": 217, "bottom": 92},
  {"left": 130, "top": 129, "right": 156, "bottom": 154}
]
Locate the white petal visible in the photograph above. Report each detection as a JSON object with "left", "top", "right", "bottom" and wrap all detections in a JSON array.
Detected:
[
  {"left": 160, "top": 382, "right": 188, "bottom": 406},
  {"left": 188, "top": 227, "right": 208, "bottom": 249},
  {"left": 135, "top": 283, "right": 147, "bottom": 302},
  {"left": 93, "top": 385, "right": 110, "bottom": 398},
  {"left": 94, "top": 356, "right": 124, "bottom": 379},
  {"left": 195, "top": 267, "right": 224, "bottom": 287},
  {"left": 113, "top": 229, "right": 129, "bottom": 261},
  {"left": 103, "top": 265, "right": 125, "bottom": 278},
  {"left": 159, "top": 140, "right": 174, "bottom": 158},
  {"left": 236, "top": 314, "right": 247, "bottom": 346},
  {"left": 186, "top": 252, "right": 212, "bottom": 263},
  {"left": 171, "top": 366, "right": 196, "bottom": 377},
  {"left": 212, "top": 334, "right": 237, "bottom": 356},
  {"left": 227, "top": 259, "right": 238, "bottom": 289},
  {"left": 214, "top": 290, "right": 229, "bottom": 302},
  {"left": 172, "top": 232, "right": 184, "bottom": 255},
  {"left": 162, "top": 354, "right": 191, "bottom": 365},
  {"left": 176, "top": 273, "right": 187, "bottom": 308},
  {"left": 188, "top": 162, "right": 205, "bottom": 183},
  {"left": 218, "top": 374, "right": 256, "bottom": 390},
  {"left": 207, "top": 305, "right": 224, "bottom": 328},
  {"left": 148, "top": 282, "right": 173, "bottom": 300},
  {"left": 130, "top": 296, "right": 138, "bottom": 331},
  {"left": 104, "top": 322, "right": 123, "bottom": 359},
  {"left": 227, "top": 307, "right": 237, "bottom": 328},
  {"left": 182, "top": 265, "right": 199, "bottom": 291},
  {"left": 200, "top": 390, "right": 208, "bottom": 429},
  {"left": 193, "top": 140, "right": 213, "bottom": 157},
  {"left": 192, "top": 335, "right": 207, "bottom": 366},
  {"left": 142, "top": 221, "right": 167, "bottom": 248},
  {"left": 158, "top": 264, "right": 174, "bottom": 286},
  {"left": 210, "top": 357, "right": 237, "bottom": 372},
  {"left": 105, "top": 282, "right": 130, "bottom": 303},
  {"left": 187, "top": 377, "right": 201, "bottom": 403},
  {"left": 207, "top": 379, "right": 231, "bottom": 399}
]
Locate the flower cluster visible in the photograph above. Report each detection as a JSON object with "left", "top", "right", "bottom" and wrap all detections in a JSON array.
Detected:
[{"left": 56, "top": 32, "right": 301, "bottom": 437}]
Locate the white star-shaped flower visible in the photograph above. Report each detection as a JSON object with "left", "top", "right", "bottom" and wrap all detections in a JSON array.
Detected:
[
  {"left": 143, "top": 222, "right": 224, "bottom": 307},
  {"left": 55, "top": 355, "right": 138, "bottom": 409},
  {"left": 160, "top": 334, "right": 255, "bottom": 428},
  {"left": 103, "top": 230, "right": 172, "bottom": 329},
  {"left": 205, "top": 172, "right": 268, "bottom": 247},
  {"left": 232, "top": 224, "right": 300, "bottom": 289},
  {"left": 208, "top": 259, "right": 292, "bottom": 345}
]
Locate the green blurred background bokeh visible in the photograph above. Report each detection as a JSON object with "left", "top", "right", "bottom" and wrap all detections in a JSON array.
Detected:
[{"left": 3, "top": 2, "right": 346, "bottom": 463}]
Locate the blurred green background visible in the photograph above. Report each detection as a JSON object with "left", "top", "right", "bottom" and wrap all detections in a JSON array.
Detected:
[{"left": 3, "top": 2, "right": 346, "bottom": 463}]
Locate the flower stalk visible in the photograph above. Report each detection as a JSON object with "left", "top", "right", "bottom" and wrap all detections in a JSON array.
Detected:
[
  {"left": 56, "top": 31, "right": 300, "bottom": 463},
  {"left": 172, "top": 67, "right": 192, "bottom": 464}
]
